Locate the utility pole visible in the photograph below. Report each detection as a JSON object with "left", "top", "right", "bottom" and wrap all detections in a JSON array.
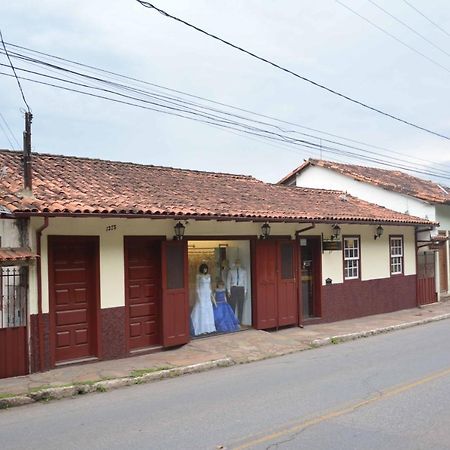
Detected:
[{"left": 22, "top": 111, "right": 33, "bottom": 194}]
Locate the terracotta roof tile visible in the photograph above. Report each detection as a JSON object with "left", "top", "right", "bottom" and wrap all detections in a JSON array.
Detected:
[
  {"left": 279, "top": 158, "right": 450, "bottom": 204},
  {"left": 0, "top": 150, "right": 433, "bottom": 225},
  {"left": 0, "top": 247, "right": 38, "bottom": 264}
]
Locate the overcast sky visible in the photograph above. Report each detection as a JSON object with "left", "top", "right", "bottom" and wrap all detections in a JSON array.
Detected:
[{"left": 1, "top": 0, "right": 449, "bottom": 183}]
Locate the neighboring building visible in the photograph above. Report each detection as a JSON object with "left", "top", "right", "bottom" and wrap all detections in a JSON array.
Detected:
[
  {"left": 0, "top": 150, "right": 435, "bottom": 377},
  {"left": 279, "top": 158, "right": 450, "bottom": 302}
]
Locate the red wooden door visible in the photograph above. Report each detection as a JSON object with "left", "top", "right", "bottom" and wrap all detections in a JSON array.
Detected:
[
  {"left": 277, "top": 241, "right": 298, "bottom": 326},
  {"left": 125, "top": 238, "right": 162, "bottom": 351},
  {"left": 0, "top": 327, "right": 28, "bottom": 379},
  {"left": 49, "top": 237, "right": 99, "bottom": 363},
  {"left": 254, "top": 240, "right": 278, "bottom": 329},
  {"left": 161, "top": 240, "right": 190, "bottom": 347}
]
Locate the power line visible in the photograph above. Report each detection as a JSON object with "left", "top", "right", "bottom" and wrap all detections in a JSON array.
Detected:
[
  {"left": 2, "top": 44, "right": 450, "bottom": 180},
  {"left": 0, "top": 118, "right": 16, "bottom": 150},
  {"left": 2, "top": 69, "right": 450, "bottom": 182},
  {"left": 3, "top": 57, "right": 450, "bottom": 180},
  {"left": 366, "top": 0, "right": 450, "bottom": 57},
  {"left": 336, "top": 0, "right": 450, "bottom": 75},
  {"left": 401, "top": 0, "right": 450, "bottom": 39},
  {"left": 0, "top": 30, "right": 31, "bottom": 112},
  {"left": 3, "top": 41, "right": 447, "bottom": 171},
  {"left": 135, "top": 0, "right": 450, "bottom": 141},
  {"left": 0, "top": 111, "right": 20, "bottom": 148}
]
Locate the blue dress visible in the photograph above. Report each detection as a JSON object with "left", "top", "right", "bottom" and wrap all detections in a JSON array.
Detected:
[{"left": 213, "top": 289, "right": 240, "bottom": 333}]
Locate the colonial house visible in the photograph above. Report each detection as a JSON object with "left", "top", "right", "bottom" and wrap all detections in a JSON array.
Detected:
[
  {"left": 0, "top": 150, "right": 434, "bottom": 378},
  {"left": 279, "top": 159, "right": 450, "bottom": 303}
]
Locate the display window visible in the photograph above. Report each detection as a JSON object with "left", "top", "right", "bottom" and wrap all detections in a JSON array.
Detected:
[{"left": 188, "top": 240, "right": 252, "bottom": 337}]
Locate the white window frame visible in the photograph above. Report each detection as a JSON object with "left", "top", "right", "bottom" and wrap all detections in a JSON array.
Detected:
[
  {"left": 343, "top": 236, "right": 360, "bottom": 280},
  {"left": 390, "top": 236, "right": 404, "bottom": 275}
]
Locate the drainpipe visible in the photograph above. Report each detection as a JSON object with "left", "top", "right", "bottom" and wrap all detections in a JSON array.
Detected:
[{"left": 36, "top": 217, "right": 48, "bottom": 371}]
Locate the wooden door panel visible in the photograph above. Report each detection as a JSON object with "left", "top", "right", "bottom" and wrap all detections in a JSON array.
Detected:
[
  {"left": 255, "top": 241, "right": 278, "bottom": 329},
  {"left": 277, "top": 241, "right": 298, "bottom": 326},
  {"left": 125, "top": 238, "right": 161, "bottom": 350},
  {"left": 50, "top": 238, "right": 98, "bottom": 363},
  {"left": 162, "top": 240, "right": 190, "bottom": 347}
]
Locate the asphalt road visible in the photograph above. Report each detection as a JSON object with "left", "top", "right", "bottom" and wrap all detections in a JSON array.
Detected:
[{"left": 2, "top": 320, "right": 450, "bottom": 450}]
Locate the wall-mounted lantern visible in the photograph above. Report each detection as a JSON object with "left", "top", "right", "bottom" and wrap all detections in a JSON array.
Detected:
[
  {"left": 260, "top": 222, "right": 271, "bottom": 239},
  {"left": 174, "top": 221, "right": 186, "bottom": 240},
  {"left": 331, "top": 224, "right": 341, "bottom": 240},
  {"left": 374, "top": 225, "right": 384, "bottom": 240}
]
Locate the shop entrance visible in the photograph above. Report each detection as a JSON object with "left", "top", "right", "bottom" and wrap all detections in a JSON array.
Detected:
[
  {"left": 254, "top": 239, "right": 298, "bottom": 329},
  {"left": 300, "top": 236, "right": 322, "bottom": 319},
  {"left": 188, "top": 240, "right": 252, "bottom": 337},
  {"left": 125, "top": 237, "right": 162, "bottom": 351},
  {"left": 48, "top": 236, "right": 99, "bottom": 364}
]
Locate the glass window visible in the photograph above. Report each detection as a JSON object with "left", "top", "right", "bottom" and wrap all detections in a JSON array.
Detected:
[
  {"left": 166, "top": 244, "right": 184, "bottom": 289},
  {"left": 188, "top": 240, "right": 252, "bottom": 337},
  {"left": 280, "top": 242, "right": 294, "bottom": 280},
  {"left": 390, "top": 236, "right": 403, "bottom": 275},
  {"left": 344, "top": 237, "right": 360, "bottom": 280}
]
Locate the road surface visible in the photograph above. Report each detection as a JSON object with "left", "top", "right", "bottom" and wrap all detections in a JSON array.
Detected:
[{"left": 1, "top": 320, "right": 450, "bottom": 449}]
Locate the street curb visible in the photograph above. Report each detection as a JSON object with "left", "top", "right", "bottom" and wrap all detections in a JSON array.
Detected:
[
  {"left": 0, "top": 358, "right": 234, "bottom": 410},
  {"left": 310, "top": 313, "right": 450, "bottom": 347},
  {"left": 2, "top": 313, "right": 450, "bottom": 410}
]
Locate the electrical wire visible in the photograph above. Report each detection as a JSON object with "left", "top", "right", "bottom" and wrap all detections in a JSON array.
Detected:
[
  {"left": 401, "top": 0, "right": 450, "bottom": 39},
  {"left": 336, "top": 0, "right": 450, "bottom": 75},
  {"left": 366, "top": 0, "right": 450, "bottom": 57},
  {"left": 2, "top": 45, "right": 450, "bottom": 179},
  {"left": 2, "top": 69, "right": 450, "bottom": 182},
  {"left": 0, "top": 30, "right": 31, "bottom": 112},
  {"left": 3, "top": 59, "right": 450, "bottom": 180},
  {"left": 0, "top": 111, "right": 20, "bottom": 148},
  {"left": 135, "top": 0, "right": 450, "bottom": 141},
  {"left": 3, "top": 41, "right": 447, "bottom": 171},
  {"left": 0, "top": 119, "right": 16, "bottom": 150}
]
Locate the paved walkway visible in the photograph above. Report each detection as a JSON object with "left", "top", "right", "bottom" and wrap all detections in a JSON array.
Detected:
[{"left": 1, "top": 301, "right": 450, "bottom": 407}]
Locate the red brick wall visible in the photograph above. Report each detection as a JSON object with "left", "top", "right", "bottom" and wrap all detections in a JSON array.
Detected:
[
  {"left": 101, "top": 307, "right": 127, "bottom": 360},
  {"left": 320, "top": 275, "right": 417, "bottom": 323},
  {"left": 30, "top": 313, "right": 51, "bottom": 372}
]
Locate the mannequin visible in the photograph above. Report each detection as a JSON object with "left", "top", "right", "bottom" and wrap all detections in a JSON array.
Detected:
[
  {"left": 190, "top": 263, "right": 216, "bottom": 336},
  {"left": 226, "top": 258, "right": 247, "bottom": 323},
  {"left": 213, "top": 281, "right": 239, "bottom": 333}
]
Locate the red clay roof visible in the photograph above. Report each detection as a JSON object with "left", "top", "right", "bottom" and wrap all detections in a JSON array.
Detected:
[
  {"left": 279, "top": 159, "right": 450, "bottom": 204},
  {"left": 0, "top": 150, "right": 432, "bottom": 225},
  {"left": 0, "top": 247, "right": 38, "bottom": 264}
]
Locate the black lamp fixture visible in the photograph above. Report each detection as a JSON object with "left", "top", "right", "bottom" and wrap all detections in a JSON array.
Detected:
[
  {"left": 331, "top": 224, "right": 341, "bottom": 240},
  {"left": 260, "top": 222, "right": 271, "bottom": 239},
  {"left": 174, "top": 221, "right": 186, "bottom": 240},
  {"left": 374, "top": 225, "right": 384, "bottom": 240}
]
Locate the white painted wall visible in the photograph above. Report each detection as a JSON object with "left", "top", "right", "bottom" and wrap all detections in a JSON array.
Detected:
[
  {"left": 27, "top": 217, "right": 417, "bottom": 315},
  {"left": 436, "top": 205, "right": 450, "bottom": 230},
  {"left": 295, "top": 166, "right": 436, "bottom": 220},
  {"left": 0, "top": 219, "right": 21, "bottom": 247}
]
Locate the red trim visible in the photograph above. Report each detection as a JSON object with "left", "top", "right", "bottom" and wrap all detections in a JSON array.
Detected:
[
  {"left": 9, "top": 211, "right": 432, "bottom": 226},
  {"left": 389, "top": 234, "right": 404, "bottom": 276},
  {"left": 342, "top": 235, "right": 361, "bottom": 282},
  {"left": 187, "top": 235, "right": 257, "bottom": 241}
]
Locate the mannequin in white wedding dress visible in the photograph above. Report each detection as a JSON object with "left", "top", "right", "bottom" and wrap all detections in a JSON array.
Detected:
[{"left": 190, "top": 263, "right": 216, "bottom": 336}]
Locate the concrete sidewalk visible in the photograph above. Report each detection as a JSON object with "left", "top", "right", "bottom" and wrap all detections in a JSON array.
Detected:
[{"left": 1, "top": 300, "right": 450, "bottom": 409}]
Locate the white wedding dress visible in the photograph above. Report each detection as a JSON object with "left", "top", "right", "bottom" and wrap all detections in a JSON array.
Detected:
[{"left": 191, "top": 274, "right": 216, "bottom": 335}]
